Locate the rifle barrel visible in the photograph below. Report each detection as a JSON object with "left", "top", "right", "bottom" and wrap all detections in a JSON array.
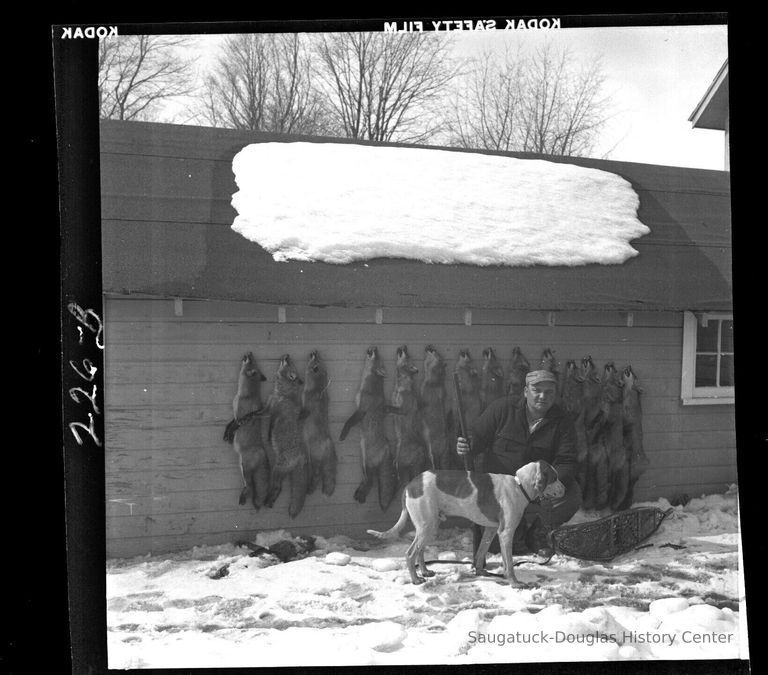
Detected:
[{"left": 452, "top": 371, "right": 471, "bottom": 472}]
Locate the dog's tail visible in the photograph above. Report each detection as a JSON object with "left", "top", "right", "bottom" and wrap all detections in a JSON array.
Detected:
[{"left": 367, "top": 491, "right": 409, "bottom": 539}]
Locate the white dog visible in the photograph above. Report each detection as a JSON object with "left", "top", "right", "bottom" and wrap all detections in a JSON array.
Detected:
[{"left": 368, "top": 461, "right": 564, "bottom": 586}]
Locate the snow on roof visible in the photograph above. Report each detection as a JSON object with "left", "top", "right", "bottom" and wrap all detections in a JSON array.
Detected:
[{"left": 231, "top": 142, "right": 650, "bottom": 267}]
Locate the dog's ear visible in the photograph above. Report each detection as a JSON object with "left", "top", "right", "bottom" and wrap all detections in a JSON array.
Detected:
[
  {"left": 534, "top": 461, "right": 548, "bottom": 495},
  {"left": 545, "top": 462, "right": 558, "bottom": 485},
  {"left": 534, "top": 461, "right": 558, "bottom": 495}
]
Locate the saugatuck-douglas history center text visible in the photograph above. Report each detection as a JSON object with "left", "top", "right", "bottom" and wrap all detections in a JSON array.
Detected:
[{"left": 466, "top": 630, "right": 736, "bottom": 647}]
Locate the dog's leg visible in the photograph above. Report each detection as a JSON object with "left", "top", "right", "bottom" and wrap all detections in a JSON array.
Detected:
[
  {"left": 418, "top": 549, "right": 436, "bottom": 578},
  {"left": 405, "top": 504, "right": 436, "bottom": 585},
  {"left": 417, "top": 521, "right": 437, "bottom": 578},
  {"left": 405, "top": 536, "right": 424, "bottom": 584},
  {"left": 473, "top": 526, "right": 497, "bottom": 575},
  {"left": 413, "top": 529, "right": 435, "bottom": 582},
  {"left": 498, "top": 527, "right": 527, "bottom": 588}
]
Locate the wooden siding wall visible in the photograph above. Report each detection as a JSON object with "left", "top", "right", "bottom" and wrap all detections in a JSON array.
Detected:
[{"left": 104, "top": 296, "right": 737, "bottom": 558}]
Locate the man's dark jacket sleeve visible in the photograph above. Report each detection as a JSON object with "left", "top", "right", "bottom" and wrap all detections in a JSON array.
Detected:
[{"left": 550, "top": 413, "right": 578, "bottom": 483}]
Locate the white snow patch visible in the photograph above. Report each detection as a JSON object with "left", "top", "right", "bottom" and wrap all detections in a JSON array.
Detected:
[
  {"left": 359, "top": 621, "right": 408, "bottom": 652},
  {"left": 649, "top": 597, "right": 690, "bottom": 616},
  {"left": 231, "top": 142, "right": 649, "bottom": 267},
  {"left": 444, "top": 609, "right": 483, "bottom": 655},
  {"left": 371, "top": 558, "right": 402, "bottom": 572},
  {"left": 318, "top": 534, "right": 355, "bottom": 552},
  {"left": 324, "top": 552, "right": 351, "bottom": 566}
]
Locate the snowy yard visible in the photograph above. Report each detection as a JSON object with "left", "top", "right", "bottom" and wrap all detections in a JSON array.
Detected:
[{"left": 107, "top": 487, "right": 748, "bottom": 669}]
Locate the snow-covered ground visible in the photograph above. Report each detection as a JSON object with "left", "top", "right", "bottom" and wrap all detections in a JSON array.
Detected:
[
  {"left": 107, "top": 486, "right": 748, "bottom": 669},
  {"left": 231, "top": 142, "right": 649, "bottom": 266}
]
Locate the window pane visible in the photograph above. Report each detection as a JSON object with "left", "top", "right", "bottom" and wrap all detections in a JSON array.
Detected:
[
  {"left": 695, "top": 355, "right": 717, "bottom": 387},
  {"left": 720, "top": 354, "right": 735, "bottom": 387},
  {"left": 721, "top": 320, "right": 734, "bottom": 353},
  {"left": 696, "top": 320, "right": 719, "bottom": 352}
]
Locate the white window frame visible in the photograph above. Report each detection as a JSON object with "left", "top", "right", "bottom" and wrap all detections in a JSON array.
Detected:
[{"left": 681, "top": 310, "right": 734, "bottom": 405}]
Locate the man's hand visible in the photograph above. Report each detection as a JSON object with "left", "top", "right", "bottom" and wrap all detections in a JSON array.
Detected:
[{"left": 456, "top": 436, "right": 471, "bottom": 456}]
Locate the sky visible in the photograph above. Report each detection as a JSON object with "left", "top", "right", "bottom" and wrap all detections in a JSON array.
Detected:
[
  {"left": 448, "top": 24, "right": 729, "bottom": 169},
  {"left": 165, "top": 21, "right": 728, "bottom": 170}
]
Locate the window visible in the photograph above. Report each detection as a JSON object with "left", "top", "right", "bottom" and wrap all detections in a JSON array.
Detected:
[{"left": 681, "top": 311, "right": 734, "bottom": 405}]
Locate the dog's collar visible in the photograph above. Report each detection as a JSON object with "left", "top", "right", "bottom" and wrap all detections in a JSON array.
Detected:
[{"left": 514, "top": 475, "right": 539, "bottom": 504}]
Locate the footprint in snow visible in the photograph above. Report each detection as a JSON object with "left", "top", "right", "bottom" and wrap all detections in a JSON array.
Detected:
[{"left": 125, "top": 590, "right": 164, "bottom": 599}]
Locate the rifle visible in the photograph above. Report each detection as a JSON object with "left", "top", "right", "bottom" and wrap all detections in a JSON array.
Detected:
[{"left": 452, "top": 371, "right": 472, "bottom": 472}]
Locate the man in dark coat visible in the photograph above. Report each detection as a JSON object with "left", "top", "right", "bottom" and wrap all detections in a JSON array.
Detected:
[{"left": 457, "top": 369, "right": 582, "bottom": 559}]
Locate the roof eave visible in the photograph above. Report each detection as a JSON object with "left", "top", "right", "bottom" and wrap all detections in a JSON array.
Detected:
[{"left": 689, "top": 60, "right": 729, "bottom": 129}]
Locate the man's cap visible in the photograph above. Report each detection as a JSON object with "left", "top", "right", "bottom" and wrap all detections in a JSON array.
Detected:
[{"left": 525, "top": 370, "right": 558, "bottom": 386}]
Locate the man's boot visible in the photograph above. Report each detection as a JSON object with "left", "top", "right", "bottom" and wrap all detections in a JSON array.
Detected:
[{"left": 525, "top": 516, "right": 555, "bottom": 558}]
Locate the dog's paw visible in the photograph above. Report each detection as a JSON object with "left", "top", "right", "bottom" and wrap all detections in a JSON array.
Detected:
[
  {"left": 412, "top": 577, "right": 426, "bottom": 585},
  {"left": 421, "top": 568, "right": 436, "bottom": 578}
]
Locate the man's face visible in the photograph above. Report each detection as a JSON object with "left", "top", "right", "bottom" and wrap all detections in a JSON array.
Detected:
[{"left": 524, "top": 381, "right": 557, "bottom": 416}]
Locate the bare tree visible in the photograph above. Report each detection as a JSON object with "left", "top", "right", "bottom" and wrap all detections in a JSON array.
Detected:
[
  {"left": 98, "top": 35, "right": 196, "bottom": 121},
  {"left": 313, "top": 32, "right": 457, "bottom": 143},
  {"left": 197, "top": 34, "right": 327, "bottom": 134},
  {"left": 447, "top": 44, "right": 611, "bottom": 157},
  {"left": 445, "top": 48, "right": 526, "bottom": 151}
]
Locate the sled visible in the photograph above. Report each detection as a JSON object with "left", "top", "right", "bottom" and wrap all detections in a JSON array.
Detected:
[{"left": 550, "top": 506, "right": 673, "bottom": 562}]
